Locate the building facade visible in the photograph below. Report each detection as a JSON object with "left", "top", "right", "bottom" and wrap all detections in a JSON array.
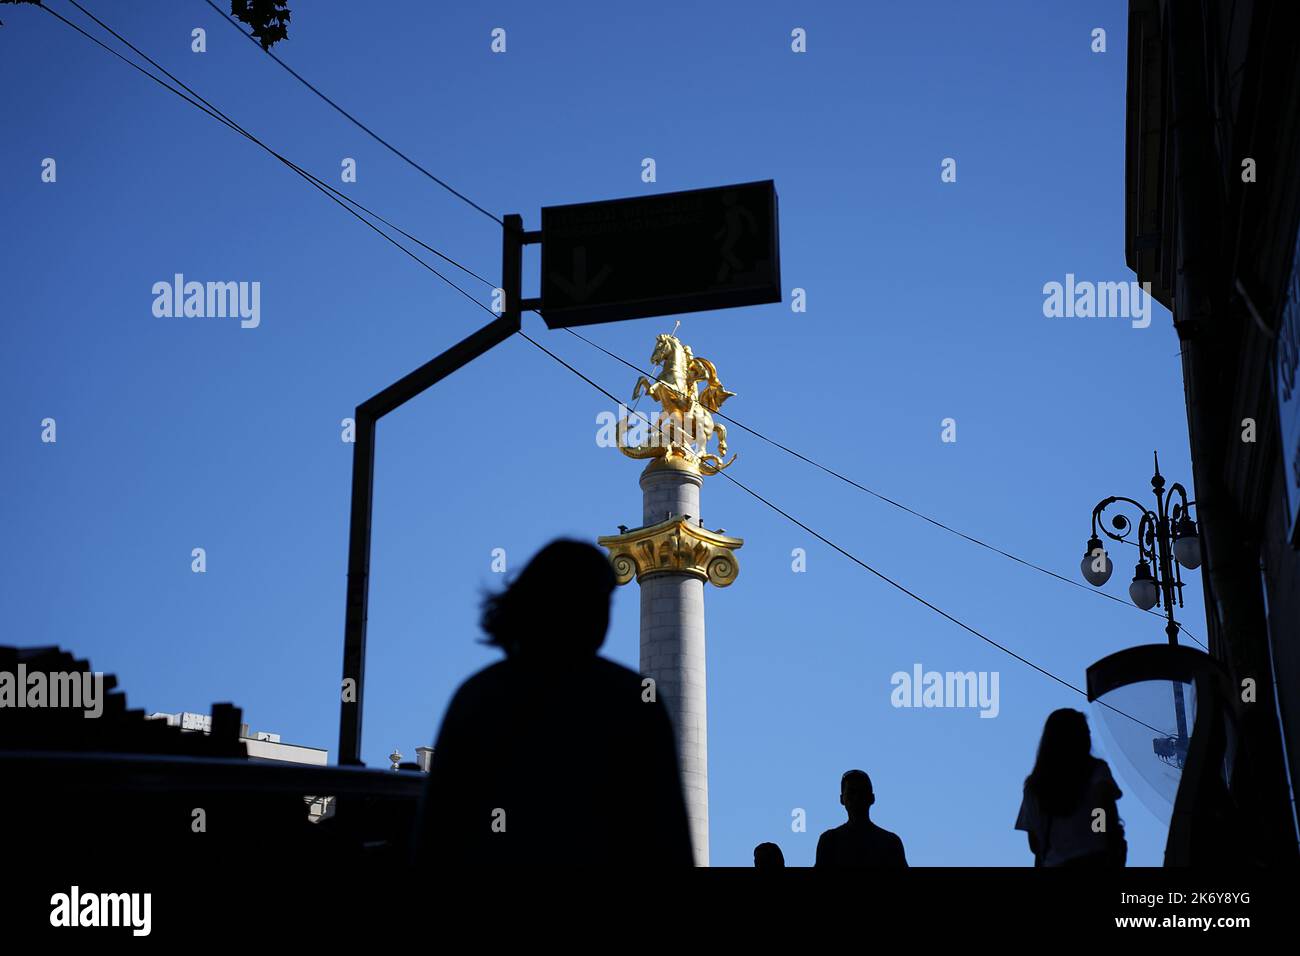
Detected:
[
  {"left": 146, "top": 710, "right": 333, "bottom": 820},
  {"left": 1124, "top": 0, "right": 1300, "bottom": 858}
]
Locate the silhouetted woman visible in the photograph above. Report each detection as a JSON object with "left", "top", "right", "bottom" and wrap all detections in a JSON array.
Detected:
[
  {"left": 415, "top": 539, "right": 694, "bottom": 866},
  {"left": 1015, "top": 708, "right": 1126, "bottom": 866}
]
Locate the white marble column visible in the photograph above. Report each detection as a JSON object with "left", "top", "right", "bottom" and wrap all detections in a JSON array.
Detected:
[{"left": 638, "top": 466, "right": 709, "bottom": 866}]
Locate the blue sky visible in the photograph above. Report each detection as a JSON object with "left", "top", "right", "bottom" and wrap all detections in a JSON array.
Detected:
[{"left": 1, "top": 1, "right": 1201, "bottom": 866}]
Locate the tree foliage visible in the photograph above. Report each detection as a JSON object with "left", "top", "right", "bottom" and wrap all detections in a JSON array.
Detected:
[
  {"left": 0, "top": 0, "right": 43, "bottom": 30},
  {"left": 230, "top": 0, "right": 291, "bottom": 50}
]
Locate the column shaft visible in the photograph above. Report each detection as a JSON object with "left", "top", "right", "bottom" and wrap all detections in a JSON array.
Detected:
[{"left": 639, "top": 466, "right": 709, "bottom": 865}]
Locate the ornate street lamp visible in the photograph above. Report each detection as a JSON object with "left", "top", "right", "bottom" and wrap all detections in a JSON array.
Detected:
[{"left": 1080, "top": 452, "right": 1203, "bottom": 767}]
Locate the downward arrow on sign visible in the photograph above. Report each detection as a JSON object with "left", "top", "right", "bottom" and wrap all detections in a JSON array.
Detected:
[{"left": 550, "top": 247, "right": 612, "bottom": 302}]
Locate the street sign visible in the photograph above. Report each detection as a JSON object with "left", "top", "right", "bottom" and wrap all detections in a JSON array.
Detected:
[{"left": 539, "top": 180, "right": 781, "bottom": 328}]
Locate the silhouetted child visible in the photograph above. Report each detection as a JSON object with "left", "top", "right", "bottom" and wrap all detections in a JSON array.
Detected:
[
  {"left": 753, "top": 842, "right": 785, "bottom": 867},
  {"left": 1015, "top": 708, "right": 1126, "bottom": 866},
  {"left": 814, "top": 769, "right": 908, "bottom": 867},
  {"left": 414, "top": 539, "right": 693, "bottom": 866}
]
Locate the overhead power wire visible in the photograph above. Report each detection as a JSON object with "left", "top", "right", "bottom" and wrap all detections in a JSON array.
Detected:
[
  {"left": 50, "top": 1, "right": 492, "bottom": 308},
  {"left": 561, "top": 325, "right": 1208, "bottom": 650},
  {"left": 199, "top": 0, "right": 503, "bottom": 227},
  {"left": 164, "top": 0, "right": 1204, "bottom": 651},
  {"left": 42, "top": 1, "right": 1195, "bottom": 731},
  {"left": 512, "top": 332, "right": 1173, "bottom": 740}
]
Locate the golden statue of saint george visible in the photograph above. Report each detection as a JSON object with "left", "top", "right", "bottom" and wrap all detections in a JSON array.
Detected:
[{"left": 619, "top": 327, "right": 737, "bottom": 476}]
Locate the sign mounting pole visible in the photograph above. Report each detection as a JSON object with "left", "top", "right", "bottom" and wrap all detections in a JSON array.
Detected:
[{"left": 337, "top": 215, "right": 529, "bottom": 766}]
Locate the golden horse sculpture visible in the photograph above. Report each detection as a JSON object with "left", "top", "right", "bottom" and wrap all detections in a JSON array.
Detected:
[{"left": 621, "top": 331, "right": 737, "bottom": 475}]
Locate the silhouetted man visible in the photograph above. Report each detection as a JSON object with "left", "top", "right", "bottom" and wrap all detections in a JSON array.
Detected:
[
  {"left": 754, "top": 842, "right": 786, "bottom": 868},
  {"left": 815, "top": 769, "right": 908, "bottom": 867},
  {"left": 414, "top": 539, "right": 694, "bottom": 866}
]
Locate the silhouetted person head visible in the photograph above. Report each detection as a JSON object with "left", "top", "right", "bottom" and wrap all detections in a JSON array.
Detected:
[
  {"left": 1026, "top": 708, "right": 1094, "bottom": 816},
  {"left": 840, "top": 769, "right": 875, "bottom": 823},
  {"left": 480, "top": 539, "right": 616, "bottom": 660},
  {"left": 753, "top": 842, "right": 785, "bottom": 868}
]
